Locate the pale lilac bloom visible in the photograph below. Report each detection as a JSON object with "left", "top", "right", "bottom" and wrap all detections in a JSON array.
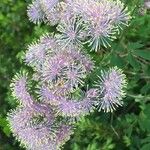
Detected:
[
  {"left": 10, "top": 73, "right": 33, "bottom": 106},
  {"left": 68, "top": 49, "right": 95, "bottom": 72},
  {"left": 71, "top": 0, "right": 130, "bottom": 51},
  {"left": 144, "top": 1, "right": 150, "bottom": 9},
  {"left": 80, "top": 54, "right": 95, "bottom": 72},
  {"left": 39, "top": 86, "right": 62, "bottom": 105},
  {"left": 25, "top": 42, "right": 47, "bottom": 70},
  {"left": 43, "top": 56, "right": 66, "bottom": 81},
  {"left": 96, "top": 67, "right": 127, "bottom": 112},
  {"left": 58, "top": 98, "right": 92, "bottom": 117},
  {"left": 27, "top": 0, "right": 45, "bottom": 24},
  {"left": 58, "top": 89, "right": 98, "bottom": 118},
  {"left": 59, "top": 48, "right": 94, "bottom": 73},
  {"left": 7, "top": 105, "right": 57, "bottom": 150},
  {"left": 59, "top": 1, "right": 75, "bottom": 21},
  {"left": 87, "top": 22, "right": 115, "bottom": 51},
  {"left": 40, "top": 0, "right": 59, "bottom": 11},
  {"left": 27, "top": 0, "right": 131, "bottom": 51},
  {"left": 25, "top": 34, "right": 57, "bottom": 71},
  {"left": 64, "top": 63, "right": 86, "bottom": 89},
  {"left": 7, "top": 87, "right": 73, "bottom": 149},
  {"left": 86, "top": 88, "right": 99, "bottom": 99},
  {"left": 110, "top": 0, "right": 131, "bottom": 29},
  {"left": 27, "top": 0, "right": 60, "bottom": 24},
  {"left": 38, "top": 85, "right": 98, "bottom": 118},
  {"left": 41, "top": 0, "right": 62, "bottom": 25},
  {"left": 56, "top": 124, "right": 74, "bottom": 146},
  {"left": 39, "top": 33, "right": 58, "bottom": 50},
  {"left": 44, "top": 6, "right": 61, "bottom": 25},
  {"left": 42, "top": 48, "right": 92, "bottom": 89},
  {"left": 56, "top": 18, "right": 87, "bottom": 48}
]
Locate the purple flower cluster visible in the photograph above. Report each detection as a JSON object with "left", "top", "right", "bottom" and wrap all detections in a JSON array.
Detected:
[
  {"left": 7, "top": 0, "right": 129, "bottom": 149},
  {"left": 28, "top": 0, "right": 131, "bottom": 51},
  {"left": 8, "top": 73, "right": 74, "bottom": 149},
  {"left": 8, "top": 34, "right": 98, "bottom": 149}
]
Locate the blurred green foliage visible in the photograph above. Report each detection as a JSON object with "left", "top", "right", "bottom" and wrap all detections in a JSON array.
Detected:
[{"left": 0, "top": 0, "right": 150, "bottom": 150}]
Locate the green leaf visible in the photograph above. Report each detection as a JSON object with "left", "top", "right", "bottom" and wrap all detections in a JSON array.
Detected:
[
  {"left": 141, "top": 143, "right": 150, "bottom": 150},
  {"left": 111, "top": 42, "right": 125, "bottom": 52},
  {"left": 0, "top": 116, "right": 7, "bottom": 127},
  {"left": 127, "top": 42, "right": 144, "bottom": 51},
  {"left": 123, "top": 135, "right": 131, "bottom": 147},
  {"left": 0, "top": 116, "right": 11, "bottom": 137},
  {"left": 133, "top": 50, "right": 150, "bottom": 61},
  {"left": 139, "top": 104, "right": 150, "bottom": 132},
  {"left": 110, "top": 53, "right": 126, "bottom": 68},
  {"left": 87, "top": 143, "right": 97, "bottom": 150},
  {"left": 141, "top": 136, "right": 150, "bottom": 144},
  {"left": 127, "top": 53, "right": 141, "bottom": 70},
  {"left": 3, "top": 126, "right": 11, "bottom": 137},
  {"left": 140, "top": 83, "right": 150, "bottom": 94}
]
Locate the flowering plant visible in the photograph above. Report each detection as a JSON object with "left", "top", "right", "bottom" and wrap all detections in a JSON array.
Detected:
[{"left": 7, "top": 0, "right": 130, "bottom": 149}]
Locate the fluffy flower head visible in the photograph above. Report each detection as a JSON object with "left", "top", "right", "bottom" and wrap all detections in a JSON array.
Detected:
[{"left": 96, "top": 67, "right": 127, "bottom": 112}]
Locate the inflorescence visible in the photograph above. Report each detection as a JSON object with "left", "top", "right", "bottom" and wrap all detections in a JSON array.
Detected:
[
  {"left": 27, "top": 0, "right": 131, "bottom": 51},
  {"left": 7, "top": 0, "right": 130, "bottom": 149}
]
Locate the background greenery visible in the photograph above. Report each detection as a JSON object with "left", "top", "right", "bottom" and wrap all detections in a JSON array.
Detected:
[{"left": 0, "top": 0, "right": 150, "bottom": 150}]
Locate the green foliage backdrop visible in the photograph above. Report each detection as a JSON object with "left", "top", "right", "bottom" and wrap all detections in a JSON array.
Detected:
[{"left": 0, "top": 0, "right": 150, "bottom": 150}]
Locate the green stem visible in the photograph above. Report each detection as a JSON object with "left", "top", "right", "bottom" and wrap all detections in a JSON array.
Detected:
[
  {"left": 127, "top": 94, "right": 150, "bottom": 101},
  {"left": 124, "top": 71, "right": 150, "bottom": 79},
  {"left": 110, "top": 113, "right": 120, "bottom": 138},
  {"left": 118, "top": 0, "right": 140, "bottom": 45}
]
